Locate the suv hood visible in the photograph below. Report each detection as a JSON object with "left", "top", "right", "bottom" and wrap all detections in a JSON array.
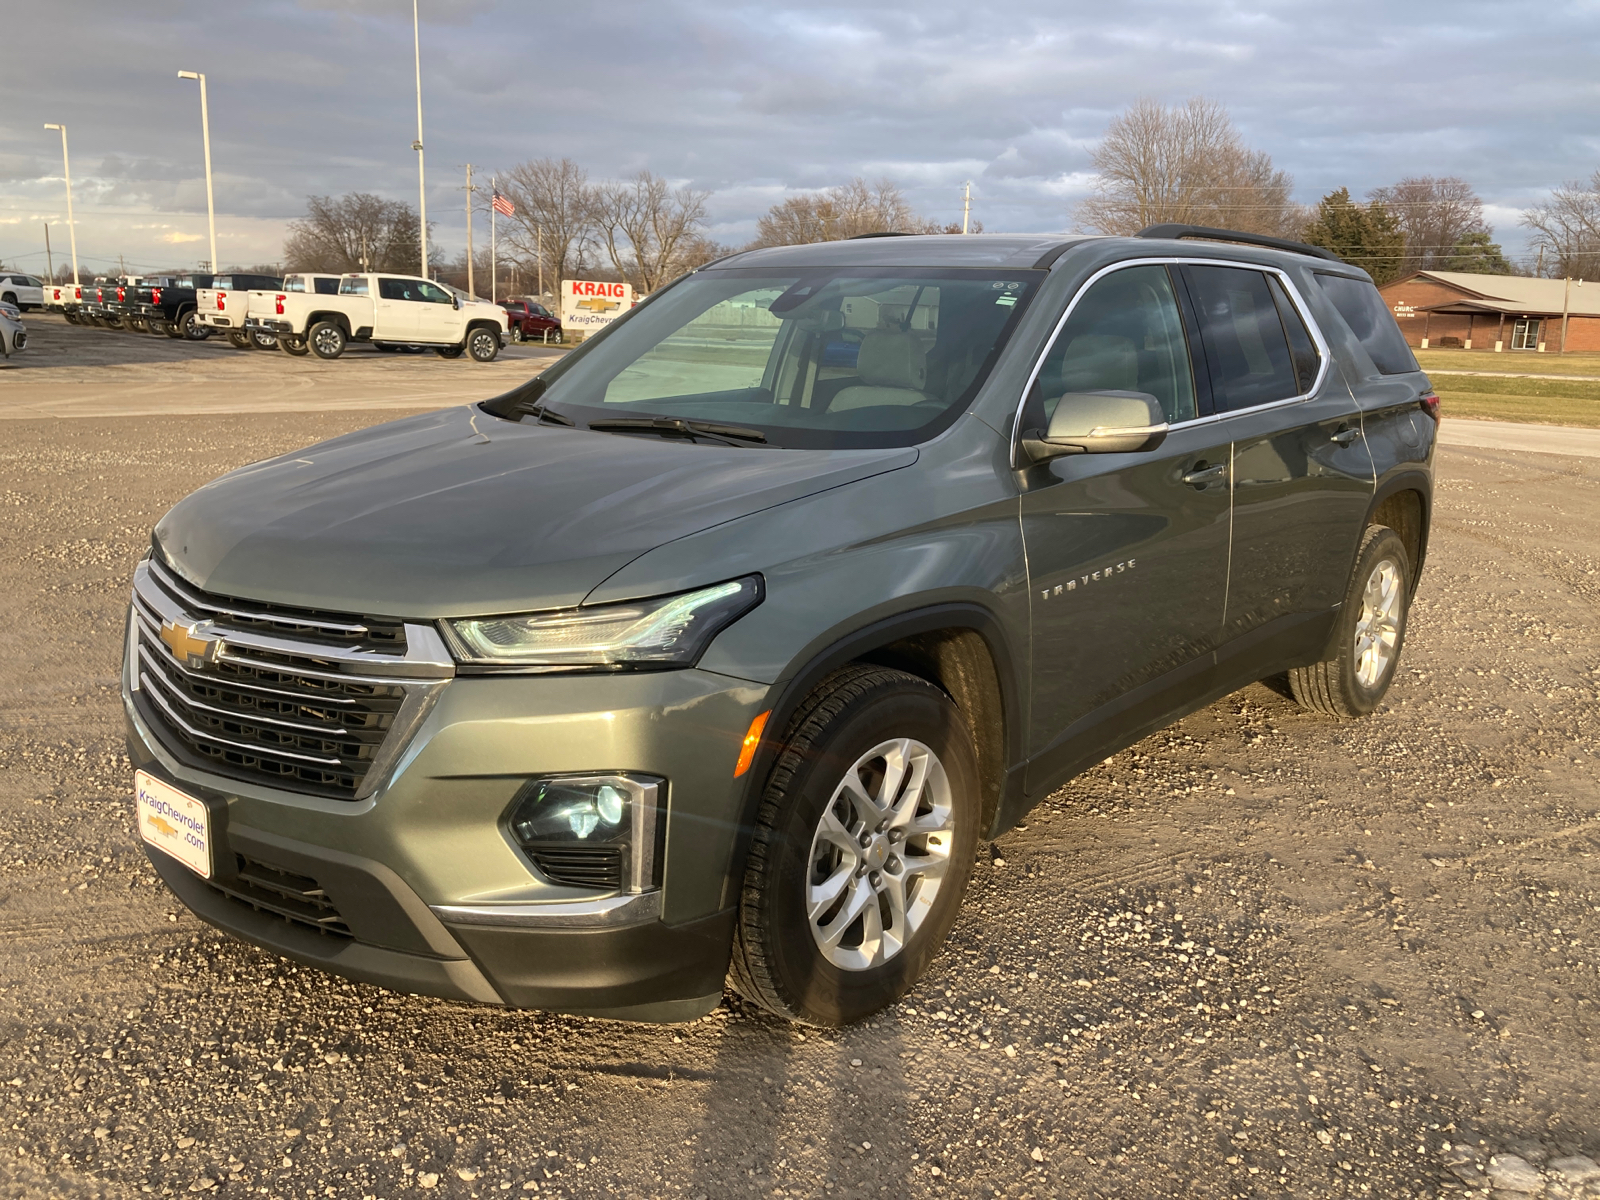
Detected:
[{"left": 155, "top": 406, "right": 916, "bottom": 617}]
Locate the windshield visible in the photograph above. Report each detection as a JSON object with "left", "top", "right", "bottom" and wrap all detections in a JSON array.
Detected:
[{"left": 528, "top": 267, "right": 1040, "bottom": 449}]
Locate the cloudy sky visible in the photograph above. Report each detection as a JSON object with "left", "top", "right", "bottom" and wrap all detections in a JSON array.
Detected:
[{"left": 3, "top": 0, "right": 1598, "bottom": 278}]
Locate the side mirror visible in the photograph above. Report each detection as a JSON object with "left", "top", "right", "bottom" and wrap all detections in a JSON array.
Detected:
[
  {"left": 452, "top": 295, "right": 461, "bottom": 310},
  {"left": 1021, "top": 391, "right": 1169, "bottom": 463}
]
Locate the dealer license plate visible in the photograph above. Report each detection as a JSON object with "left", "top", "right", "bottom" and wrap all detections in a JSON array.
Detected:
[{"left": 135, "top": 770, "right": 211, "bottom": 879}]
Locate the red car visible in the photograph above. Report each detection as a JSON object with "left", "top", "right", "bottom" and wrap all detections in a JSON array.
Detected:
[{"left": 500, "top": 299, "right": 563, "bottom": 344}]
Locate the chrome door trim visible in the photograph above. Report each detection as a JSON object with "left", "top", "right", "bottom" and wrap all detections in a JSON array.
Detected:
[{"left": 1011, "top": 256, "right": 1335, "bottom": 468}]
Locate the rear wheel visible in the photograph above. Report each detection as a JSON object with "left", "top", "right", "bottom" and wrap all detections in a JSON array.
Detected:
[
  {"left": 180, "top": 311, "right": 209, "bottom": 340},
  {"left": 225, "top": 329, "right": 250, "bottom": 349},
  {"left": 434, "top": 344, "right": 464, "bottom": 359},
  {"left": 280, "top": 336, "right": 309, "bottom": 357},
  {"left": 467, "top": 326, "right": 500, "bottom": 362},
  {"left": 729, "top": 666, "right": 980, "bottom": 1026},
  {"left": 509, "top": 325, "right": 524, "bottom": 344},
  {"left": 249, "top": 328, "right": 279, "bottom": 351},
  {"left": 126, "top": 317, "right": 148, "bottom": 333},
  {"left": 147, "top": 319, "right": 168, "bottom": 336},
  {"left": 1289, "top": 525, "right": 1411, "bottom": 718},
  {"left": 308, "top": 321, "right": 346, "bottom": 360}
]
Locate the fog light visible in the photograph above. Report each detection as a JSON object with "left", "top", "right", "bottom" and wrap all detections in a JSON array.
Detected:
[{"left": 506, "top": 774, "right": 663, "bottom": 893}]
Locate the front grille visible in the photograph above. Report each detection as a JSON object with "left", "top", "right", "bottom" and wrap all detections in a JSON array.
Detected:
[
  {"left": 129, "top": 556, "right": 452, "bottom": 800},
  {"left": 527, "top": 845, "right": 625, "bottom": 890},
  {"left": 209, "top": 854, "right": 351, "bottom": 937}
]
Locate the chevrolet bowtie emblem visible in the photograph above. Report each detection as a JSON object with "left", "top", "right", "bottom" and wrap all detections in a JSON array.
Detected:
[{"left": 160, "top": 619, "right": 222, "bottom": 667}]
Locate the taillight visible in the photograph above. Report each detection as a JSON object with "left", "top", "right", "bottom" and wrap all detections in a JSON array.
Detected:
[
  {"left": 275, "top": 294, "right": 285, "bottom": 315},
  {"left": 217, "top": 292, "right": 226, "bottom": 311},
  {"left": 152, "top": 288, "right": 163, "bottom": 305},
  {"left": 1419, "top": 392, "right": 1440, "bottom": 421},
  {"left": 117, "top": 286, "right": 126, "bottom": 302}
]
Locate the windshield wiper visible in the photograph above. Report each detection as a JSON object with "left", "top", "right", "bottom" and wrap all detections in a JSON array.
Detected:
[
  {"left": 587, "top": 417, "right": 768, "bottom": 445},
  {"left": 521, "top": 401, "right": 573, "bottom": 426}
]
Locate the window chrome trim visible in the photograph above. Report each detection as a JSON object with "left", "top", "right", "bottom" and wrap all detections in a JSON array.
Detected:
[{"left": 1011, "top": 256, "right": 1334, "bottom": 467}]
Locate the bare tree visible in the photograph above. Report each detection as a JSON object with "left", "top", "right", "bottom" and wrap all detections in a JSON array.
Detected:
[
  {"left": 1075, "top": 98, "right": 1301, "bottom": 238},
  {"left": 1367, "top": 176, "right": 1487, "bottom": 276},
  {"left": 497, "top": 158, "right": 594, "bottom": 299},
  {"left": 1522, "top": 171, "right": 1600, "bottom": 279},
  {"left": 590, "top": 171, "right": 710, "bottom": 293},
  {"left": 752, "top": 177, "right": 927, "bottom": 247},
  {"left": 282, "top": 193, "right": 429, "bottom": 273}
]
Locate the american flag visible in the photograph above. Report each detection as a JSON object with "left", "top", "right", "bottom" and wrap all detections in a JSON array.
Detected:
[{"left": 491, "top": 190, "right": 514, "bottom": 217}]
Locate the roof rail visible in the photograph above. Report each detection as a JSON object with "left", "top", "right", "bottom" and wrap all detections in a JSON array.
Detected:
[
  {"left": 847, "top": 231, "right": 914, "bottom": 240},
  {"left": 1134, "top": 224, "right": 1341, "bottom": 263}
]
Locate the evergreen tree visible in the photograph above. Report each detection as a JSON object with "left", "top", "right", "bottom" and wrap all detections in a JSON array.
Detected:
[
  {"left": 1443, "top": 231, "right": 1512, "bottom": 275},
  {"left": 1301, "top": 188, "right": 1406, "bottom": 283}
]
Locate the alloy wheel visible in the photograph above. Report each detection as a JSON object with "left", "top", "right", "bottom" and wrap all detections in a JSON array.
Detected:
[
  {"left": 805, "top": 738, "right": 954, "bottom": 971},
  {"left": 1354, "top": 557, "right": 1403, "bottom": 689}
]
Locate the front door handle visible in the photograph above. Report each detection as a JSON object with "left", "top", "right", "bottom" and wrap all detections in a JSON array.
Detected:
[
  {"left": 1330, "top": 427, "right": 1359, "bottom": 445},
  {"left": 1182, "top": 463, "right": 1227, "bottom": 486}
]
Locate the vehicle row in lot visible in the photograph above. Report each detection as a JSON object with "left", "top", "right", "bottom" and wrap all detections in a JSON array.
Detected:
[
  {"left": 40, "top": 271, "right": 532, "bottom": 361},
  {"left": 0, "top": 272, "right": 46, "bottom": 311}
]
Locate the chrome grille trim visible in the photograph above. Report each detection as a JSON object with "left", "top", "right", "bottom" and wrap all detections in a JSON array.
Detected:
[{"left": 128, "top": 559, "right": 453, "bottom": 799}]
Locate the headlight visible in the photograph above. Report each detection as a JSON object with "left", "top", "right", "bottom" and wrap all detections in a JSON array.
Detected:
[
  {"left": 506, "top": 773, "right": 663, "bottom": 892},
  {"left": 442, "top": 575, "right": 762, "bottom": 671}
]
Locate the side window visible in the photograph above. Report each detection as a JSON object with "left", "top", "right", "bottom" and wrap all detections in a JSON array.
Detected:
[
  {"left": 314, "top": 277, "right": 339, "bottom": 294},
  {"left": 1267, "top": 276, "right": 1320, "bottom": 394},
  {"left": 282, "top": 276, "right": 306, "bottom": 293},
  {"left": 1033, "top": 264, "right": 1196, "bottom": 425},
  {"left": 1314, "top": 273, "right": 1419, "bottom": 375},
  {"left": 416, "top": 281, "right": 454, "bottom": 304},
  {"left": 1182, "top": 265, "right": 1300, "bottom": 412},
  {"left": 377, "top": 277, "right": 418, "bottom": 302},
  {"left": 338, "top": 276, "right": 369, "bottom": 296}
]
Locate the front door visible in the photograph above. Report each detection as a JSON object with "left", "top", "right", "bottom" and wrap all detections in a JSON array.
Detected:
[
  {"left": 1177, "top": 264, "right": 1373, "bottom": 646},
  {"left": 1021, "top": 263, "right": 1232, "bottom": 791},
  {"left": 413, "top": 280, "right": 461, "bottom": 343},
  {"left": 375, "top": 277, "right": 423, "bottom": 340}
]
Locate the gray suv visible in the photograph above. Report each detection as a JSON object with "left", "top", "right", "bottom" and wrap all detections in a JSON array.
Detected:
[{"left": 124, "top": 226, "right": 1436, "bottom": 1026}]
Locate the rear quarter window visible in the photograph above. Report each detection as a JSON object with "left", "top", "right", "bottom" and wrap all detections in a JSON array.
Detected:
[{"left": 1315, "top": 273, "right": 1419, "bottom": 375}]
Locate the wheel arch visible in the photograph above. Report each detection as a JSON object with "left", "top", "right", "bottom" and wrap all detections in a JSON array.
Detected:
[
  {"left": 1366, "top": 472, "right": 1431, "bottom": 589},
  {"left": 729, "top": 602, "right": 1023, "bottom": 899},
  {"left": 307, "top": 310, "right": 352, "bottom": 335}
]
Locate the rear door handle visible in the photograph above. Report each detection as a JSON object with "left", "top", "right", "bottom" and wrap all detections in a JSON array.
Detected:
[
  {"left": 1330, "top": 427, "right": 1359, "bottom": 445},
  {"left": 1182, "top": 463, "right": 1227, "bottom": 486}
]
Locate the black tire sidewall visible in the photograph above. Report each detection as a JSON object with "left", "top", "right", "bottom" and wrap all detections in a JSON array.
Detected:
[
  {"left": 308, "top": 323, "right": 345, "bottom": 359},
  {"left": 468, "top": 328, "right": 498, "bottom": 361},
  {"left": 754, "top": 682, "right": 978, "bottom": 1025},
  {"left": 1333, "top": 528, "right": 1410, "bottom": 715}
]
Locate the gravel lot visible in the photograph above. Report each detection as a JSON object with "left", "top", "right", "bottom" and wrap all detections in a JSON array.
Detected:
[{"left": 0, "top": 323, "right": 1597, "bottom": 1199}]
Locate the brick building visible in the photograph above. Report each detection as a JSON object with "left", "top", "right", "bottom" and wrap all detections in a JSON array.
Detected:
[{"left": 1378, "top": 271, "right": 1600, "bottom": 353}]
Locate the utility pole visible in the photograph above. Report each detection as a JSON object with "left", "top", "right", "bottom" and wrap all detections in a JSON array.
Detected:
[
  {"left": 177, "top": 71, "right": 218, "bottom": 275},
  {"left": 412, "top": 0, "right": 428, "bottom": 278},
  {"left": 360, "top": 231, "right": 369, "bottom": 273},
  {"left": 44, "top": 224, "right": 53, "bottom": 283},
  {"left": 119, "top": 254, "right": 126, "bottom": 278},
  {"left": 1561, "top": 277, "right": 1580, "bottom": 354},
  {"left": 463, "top": 163, "right": 476, "bottom": 296},
  {"left": 962, "top": 181, "right": 971, "bottom": 235},
  {"left": 537, "top": 225, "right": 543, "bottom": 300},
  {"left": 43, "top": 124, "right": 79, "bottom": 285}
]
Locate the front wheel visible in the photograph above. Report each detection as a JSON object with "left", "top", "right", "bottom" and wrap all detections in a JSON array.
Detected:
[
  {"left": 467, "top": 326, "right": 500, "bottom": 362},
  {"left": 729, "top": 666, "right": 980, "bottom": 1026},
  {"left": 1289, "top": 525, "right": 1411, "bottom": 718},
  {"left": 307, "top": 321, "right": 346, "bottom": 360}
]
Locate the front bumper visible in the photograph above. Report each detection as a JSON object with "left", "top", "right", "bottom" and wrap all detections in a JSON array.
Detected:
[{"left": 125, "top": 662, "right": 768, "bottom": 1021}]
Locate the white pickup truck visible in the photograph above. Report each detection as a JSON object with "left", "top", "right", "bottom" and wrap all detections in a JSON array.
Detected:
[
  {"left": 241, "top": 273, "right": 344, "bottom": 355},
  {"left": 196, "top": 272, "right": 283, "bottom": 349},
  {"left": 244, "top": 272, "right": 508, "bottom": 361}
]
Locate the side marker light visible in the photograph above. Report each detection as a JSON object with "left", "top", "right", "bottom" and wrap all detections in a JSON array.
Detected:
[{"left": 734, "top": 710, "right": 772, "bottom": 778}]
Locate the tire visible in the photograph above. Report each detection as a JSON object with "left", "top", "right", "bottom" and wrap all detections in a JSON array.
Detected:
[
  {"left": 467, "top": 326, "right": 500, "bottom": 362},
  {"left": 307, "top": 320, "right": 346, "bottom": 360},
  {"left": 728, "top": 665, "right": 980, "bottom": 1026},
  {"left": 180, "top": 310, "right": 209, "bottom": 340},
  {"left": 249, "top": 328, "right": 279, "bottom": 351},
  {"left": 126, "top": 317, "right": 148, "bottom": 334},
  {"left": 373, "top": 342, "right": 400, "bottom": 353},
  {"left": 509, "top": 325, "right": 524, "bottom": 344},
  {"left": 280, "top": 336, "right": 309, "bottom": 357},
  {"left": 163, "top": 318, "right": 185, "bottom": 339},
  {"left": 226, "top": 329, "right": 251, "bottom": 349},
  {"left": 63, "top": 312, "right": 80, "bottom": 325},
  {"left": 147, "top": 320, "right": 168, "bottom": 336},
  {"left": 0, "top": 293, "right": 15, "bottom": 307},
  {"left": 1289, "top": 525, "right": 1411, "bottom": 718},
  {"left": 434, "top": 344, "right": 464, "bottom": 359}
]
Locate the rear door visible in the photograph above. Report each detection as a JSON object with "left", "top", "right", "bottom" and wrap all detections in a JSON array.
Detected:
[
  {"left": 375, "top": 277, "right": 423, "bottom": 339},
  {"left": 1020, "top": 262, "right": 1233, "bottom": 789},
  {"left": 1178, "top": 262, "right": 1373, "bottom": 654}
]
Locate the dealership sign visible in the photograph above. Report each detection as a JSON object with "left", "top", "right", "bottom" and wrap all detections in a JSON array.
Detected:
[{"left": 562, "top": 280, "right": 635, "bottom": 334}]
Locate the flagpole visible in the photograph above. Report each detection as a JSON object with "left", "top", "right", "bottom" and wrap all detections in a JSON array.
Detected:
[{"left": 490, "top": 174, "right": 496, "bottom": 304}]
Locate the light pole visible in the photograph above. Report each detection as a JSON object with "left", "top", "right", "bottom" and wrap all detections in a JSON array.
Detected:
[
  {"left": 177, "top": 71, "right": 218, "bottom": 273},
  {"left": 43, "top": 124, "right": 79, "bottom": 286},
  {"left": 412, "top": 0, "right": 428, "bottom": 278}
]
